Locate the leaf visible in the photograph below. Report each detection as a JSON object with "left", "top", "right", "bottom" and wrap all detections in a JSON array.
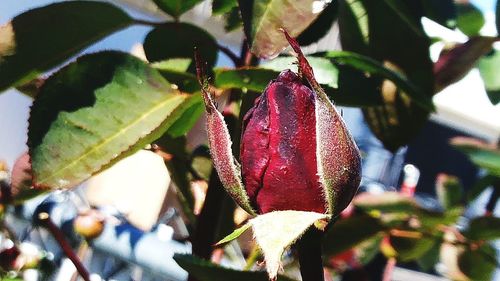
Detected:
[
  {"left": 322, "top": 215, "right": 385, "bottom": 257},
  {"left": 250, "top": 211, "right": 329, "bottom": 279},
  {"left": 389, "top": 233, "right": 436, "bottom": 262},
  {"left": 435, "top": 174, "right": 463, "bottom": 210},
  {"left": 151, "top": 58, "right": 192, "bottom": 72},
  {"left": 325, "top": 51, "right": 433, "bottom": 111},
  {"left": 173, "top": 254, "right": 297, "bottom": 281},
  {"left": 297, "top": 1, "right": 339, "bottom": 46},
  {"left": 214, "top": 68, "right": 277, "bottom": 92},
  {"left": 166, "top": 94, "right": 204, "bottom": 137},
  {"left": 0, "top": 1, "right": 133, "bottom": 92},
  {"left": 28, "top": 51, "right": 189, "bottom": 189},
  {"left": 478, "top": 49, "right": 500, "bottom": 105},
  {"left": 497, "top": 0, "right": 500, "bottom": 35},
  {"left": 416, "top": 239, "right": 440, "bottom": 271},
  {"left": 339, "top": 0, "right": 435, "bottom": 151},
  {"left": 223, "top": 6, "right": 243, "bottom": 32},
  {"left": 435, "top": 37, "right": 497, "bottom": 93},
  {"left": 420, "top": 0, "right": 456, "bottom": 29},
  {"left": 464, "top": 216, "right": 500, "bottom": 241},
  {"left": 213, "top": 0, "right": 238, "bottom": 15},
  {"left": 456, "top": 2, "right": 485, "bottom": 37},
  {"left": 450, "top": 137, "right": 500, "bottom": 177},
  {"left": 152, "top": 0, "right": 203, "bottom": 18},
  {"left": 354, "top": 192, "right": 417, "bottom": 213},
  {"left": 468, "top": 174, "right": 498, "bottom": 202},
  {"left": 239, "top": 0, "right": 331, "bottom": 58},
  {"left": 216, "top": 223, "right": 252, "bottom": 245},
  {"left": 458, "top": 243, "right": 497, "bottom": 281},
  {"left": 143, "top": 23, "right": 218, "bottom": 73}
]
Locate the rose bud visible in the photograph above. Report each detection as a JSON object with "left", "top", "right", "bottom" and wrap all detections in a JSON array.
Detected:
[{"left": 196, "top": 31, "right": 361, "bottom": 217}]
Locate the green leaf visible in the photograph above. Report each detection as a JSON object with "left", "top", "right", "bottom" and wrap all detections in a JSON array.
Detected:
[
  {"left": 250, "top": 211, "right": 329, "bottom": 279},
  {"left": 497, "top": 0, "right": 500, "bottom": 35},
  {"left": 416, "top": 239, "right": 440, "bottom": 271},
  {"left": 339, "top": 0, "right": 434, "bottom": 151},
  {"left": 152, "top": 0, "right": 203, "bottom": 18},
  {"left": 456, "top": 2, "right": 485, "bottom": 36},
  {"left": 166, "top": 94, "right": 204, "bottom": 137},
  {"left": 325, "top": 51, "right": 433, "bottom": 111},
  {"left": 458, "top": 243, "right": 497, "bottom": 281},
  {"left": 28, "top": 51, "right": 189, "bottom": 189},
  {"left": 354, "top": 192, "right": 417, "bottom": 213},
  {"left": 435, "top": 174, "right": 463, "bottom": 210},
  {"left": 420, "top": 0, "right": 456, "bottom": 29},
  {"left": 435, "top": 37, "right": 497, "bottom": 93},
  {"left": 214, "top": 68, "right": 277, "bottom": 92},
  {"left": 151, "top": 58, "right": 192, "bottom": 73},
  {"left": 389, "top": 233, "right": 436, "bottom": 262},
  {"left": 478, "top": 49, "right": 500, "bottom": 105},
  {"left": 297, "top": 1, "right": 339, "bottom": 46},
  {"left": 174, "top": 254, "right": 297, "bottom": 281},
  {"left": 223, "top": 6, "right": 244, "bottom": 32},
  {"left": 464, "top": 216, "right": 500, "bottom": 241},
  {"left": 468, "top": 174, "right": 498, "bottom": 202},
  {"left": 322, "top": 215, "right": 385, "bottom": 257},
  {"left": 216, "top": 223, "right": 252, "bottom": 245},
  {"left": 143, "top": 23, "right": 218, "bottom": 73},
  {"left": 212, "top": 0, "right": 238, "bottom": 15},
  {"left": 0, "top": 1, "right": 133, "bottom": 92},
  {"left": 240, "top": 0, "right": 331, "bottom": 58},
  {"left": 451, "top": 137, "right": 500, "bottom": 177}
]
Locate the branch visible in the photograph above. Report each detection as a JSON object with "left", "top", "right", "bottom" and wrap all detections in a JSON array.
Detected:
[{"left": 298, "top": 228, "right": 325, "bottom": 281}]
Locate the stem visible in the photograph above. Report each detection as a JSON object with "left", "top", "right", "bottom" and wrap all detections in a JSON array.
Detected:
[
  {"left": 382, "top": 257, "right": 396, "bottom": 281},
  {"left": 244, "top": 244, "right": 261, "bottom": 270},
  {"left": 298, "top": 228, "right": 325, "bottom": 281},
  {"left": 217, "top": 44, "right": 242, "bottom": 67},
  {"left": 38, "top": 212, "right": 91, "bottom": 281},
  {"left": 485, "top": 180, "right": 499, "bottom": 216},
  {"left": 133, "top": 19, "right": 164, "bottom": 27}
]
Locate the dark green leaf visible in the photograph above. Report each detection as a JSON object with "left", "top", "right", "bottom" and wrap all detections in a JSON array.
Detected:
[
  {"left": 456, "top": 2, "right": 485, "bottom": 36},
  {"left": 420, "top": 0, "right": 456, "bottom": 29},
  {"left": 0, "top": 1, "right": 132, "bottom": 92},
  {"left": 339, "top": 0, "right": 434, "bottom": 151},
  {"left": 297, "top": 1, "right": 339, "bottom": 46},
  {"left": 325, "top": 51, "right": 433, "bottom": 111},
  {"left": 152, "top": 0, "right": 203, "bottom": 18},
  {"left": 464, "top": 216, "right": 500, "bottom": 241},
  {"left": 174, "top": 254, "right": 297, "bottom": 281},
  {"left": 416, "top": 239, "right": 440, "bottom": 271},
  {"left": 458, "top": 243, "right": 497, "bottom": 281},
  {"left": 240, "top": 0, "right": 330, "bottom": 58},
  {"left": 322, "top": 215, "right": 385, "bottom": 257},
  {"left": 478, "top": 49, "right": 500, "bottom": 105},
  {"left": 213, "top": 0, "right": 238, "bottom": 15},
  {"left": 28, "top": 51, "right": 189, "bottom": 189},
  {"left": 166, "top": 94, "right": 204, "bottom": 137},
  {"left": 389, "top": 233, "right": 436, "bottom": 262},
  {"left": 143, "top": 23, "right": 218, "bottom": 73},
  {"left": 435, "top": 174, "right": 463, "bottom": 210},
  {"left": 468, "top": 174, "right": 498, "bottom": 202},
  {"left": 497, "top": 0, "right": 500, "bottom": 35},
  {"left": 451, "top": 137, "right": 500, "bottom": 177},
  {"left": 435, "top": 37, "right": 497, "bottom": 93},
  {"left": 223, "top": 6, "right": 243, "bottom": 32}
]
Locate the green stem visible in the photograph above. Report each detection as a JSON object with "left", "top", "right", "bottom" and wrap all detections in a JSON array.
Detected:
[
  {"left": 298, "top": 228, "right": 325, "bottom": 281},
  {"left": 244, "top": 244, "right": 261, "bottom": 270}
]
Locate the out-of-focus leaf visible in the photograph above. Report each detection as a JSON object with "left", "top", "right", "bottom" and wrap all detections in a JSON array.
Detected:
[
  {"left": 223, "top": 6, "right": 243, "bottom": 32},
  {"left": 143, "top": 23, "right": 218, "bottom": 73},
  {"left": 28, "top": 51, "right": 189, "bottom": 189},
  {"left": 152, "top": 0, "right": 203, "bottom": 18},
  {"left": 213, "top": 0, "right": 237, "bottom": 15},
  {"left": 239, "top": 0, "right": 330, "bottom": 58},
  {"left": 456, "top": 2, "right": 485, "bottom": 36},
  {"left": 157, "top": 69, "right": 199, "bottom": 93},
  {"left": 174, "top": 254, "right": 297, "bottom": 281},
  {"left": 354, "top": 192, "right": 417, "bottom": 213},
  {"left": 416, "top": 239, "right": 440, "bottom": 271},
  {"left": 389, "top": 232, "right": 437, "bottom": 262},
  {"left": 435, "top": 37, "right": 497, "bottom": 93},
  {"left": 322, "top": 215, "right": 385, "bottom": 257},
  {"left": 464, "top": 216, "right": 500, "bottom": 241},
  {"left": 417, "top": 206, "right": 463, "bottom": 230},
  {"left": 0, "top": 1, "right": 133, "bottom": 92},
  {"left": 151, "top": 58, "right": 192, "bottom": 73},
  {"left": 421, "top": 0, "right": 456, "bottom": 28},
  {"left": 468, "top": 174, "right": 498, "bottom": 202},
  {"left": 451, "top": 137, "right": 500, "bottom": 177},
  {"left": 497, "top": 0, "right": 500, "bottom": 35},
  {"left": 15, "top": 78, "right": 44, "bottom": 99},
  {"left": 458, "top": 243, "right": 497, "bottom": 281},
  {"left": 478, "top": 49, "right": 500, "bottom": 105},
  {"left": 326, "top": 51, "right": 433, "bottom": 111},
  {"left": 339, "top": 0, "right": 434, "bottom": 151},
  {"left": 435, "top": 174, "right": 463, "bottom": 210},
  {"left": 297, "top": 1, "right": 339, "bottom": 46}
]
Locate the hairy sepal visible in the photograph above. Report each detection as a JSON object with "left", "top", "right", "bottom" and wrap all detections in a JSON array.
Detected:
[{"left": 282, "top": 29, "right": 361, "bottom": 216}]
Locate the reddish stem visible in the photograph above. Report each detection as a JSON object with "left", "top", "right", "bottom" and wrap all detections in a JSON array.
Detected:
[
  {"left": 38, "top": 213, "right": 91, "bottom": 281},
  {"left": 382, "top": 257, "right": 396, "bottom": 281}
]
